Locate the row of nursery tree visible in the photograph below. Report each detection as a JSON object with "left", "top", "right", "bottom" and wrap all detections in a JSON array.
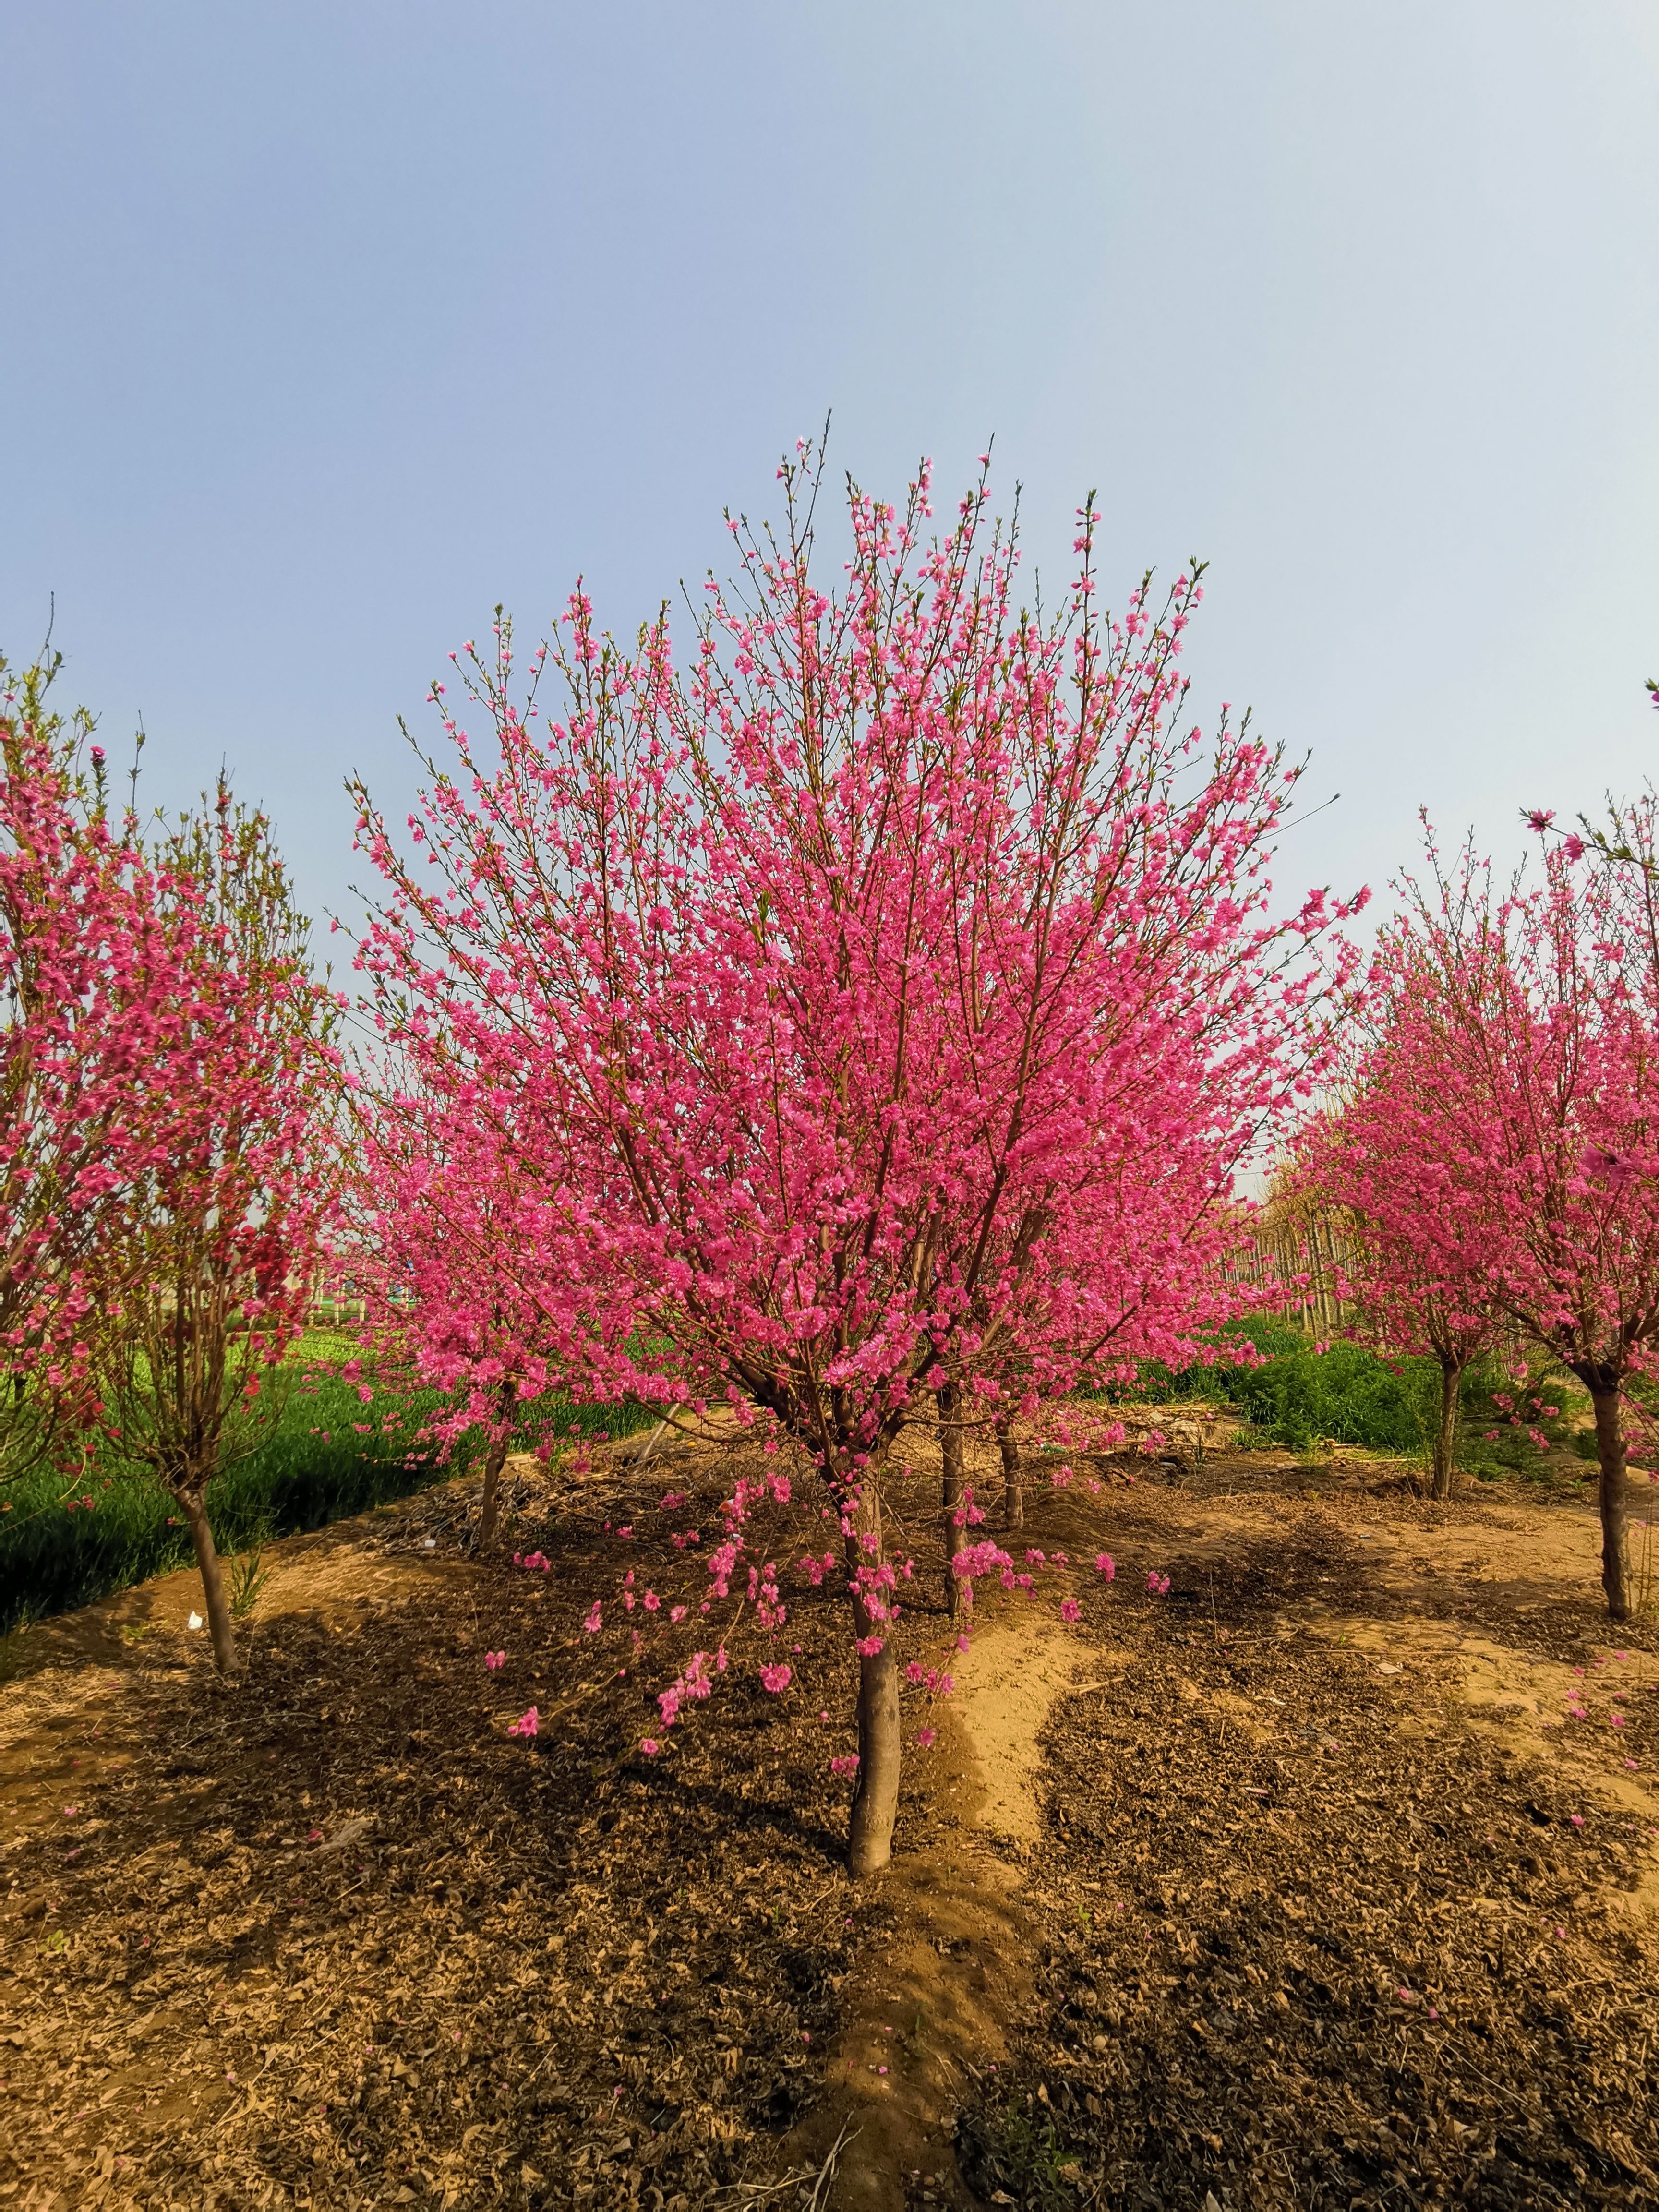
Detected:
[{"left": 4, "top": 454, "right": 1657, "bottom": 1872}]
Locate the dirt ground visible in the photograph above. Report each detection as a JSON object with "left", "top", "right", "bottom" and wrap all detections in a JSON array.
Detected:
[{"left": 1, "top": 1431, "right": 1656, "bottom": 2211}]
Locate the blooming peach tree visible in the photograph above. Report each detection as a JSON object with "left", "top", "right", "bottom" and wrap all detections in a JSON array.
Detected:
[
  {"left": 1337, "top": 817, "right": 1659, "bottom": 1615},
  {"left": 90, "top": 783, "right": 341, "bottom": 1671},
  {"left": 349, "top": 1065, "right": 577, "bottom": 1545},
  {"left": 0, "top": 648, "right": 153, "bottom": 1485},
  {"left": 1292, "top": 875, "right": 1505, "bottom": 1499},
  {"left": 353, "top": 452, "right": 1360, "bottom": 1870}
]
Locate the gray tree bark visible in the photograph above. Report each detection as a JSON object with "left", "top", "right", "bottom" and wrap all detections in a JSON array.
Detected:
[{"left": 844, "top": 1477, "right": 901, "bottom": 1877}]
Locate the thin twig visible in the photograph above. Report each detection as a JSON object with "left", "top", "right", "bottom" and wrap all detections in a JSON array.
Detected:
[{"left": 711, "top": 2115, "right": 858, "bottom": 2206}]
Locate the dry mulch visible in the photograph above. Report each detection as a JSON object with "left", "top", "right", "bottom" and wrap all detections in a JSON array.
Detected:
[
  {"left": 954, "top": 1512, "right": 1659, "bottom": 2210},
  {"left": 1, "top": 1443, "right": 1657, "bottom": 2211},
  {"left": 0, "top": 1454, "right": 962, "bottom": 2210}
]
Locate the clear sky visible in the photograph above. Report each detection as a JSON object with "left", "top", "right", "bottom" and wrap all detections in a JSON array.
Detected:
[{"left": 3, "top": 0, "right": 1656, "bottom": 943}]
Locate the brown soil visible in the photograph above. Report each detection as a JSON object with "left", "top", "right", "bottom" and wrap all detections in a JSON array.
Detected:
[{"left": 0, "top": 1440, "right": 1656, "bottom": 2210}]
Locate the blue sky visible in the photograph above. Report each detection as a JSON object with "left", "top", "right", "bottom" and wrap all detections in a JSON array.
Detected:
[{"left": 3, "top": 0, "right": 1656, "bottom": 942}]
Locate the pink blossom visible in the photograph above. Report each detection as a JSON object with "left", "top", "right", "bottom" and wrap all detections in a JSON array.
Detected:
[
  {"left": 507, "top": 1707, "right": 540, "bottom": 1739},
  {"left": 914, "top": 1727, "right": 936, "bottom": 1749},
  {"left": 759, "top": 1662, "right": 793, "bottom": 1693},
  {"left": 829, "top": 1754, "right": 860, "bottom": 1779},
  {"left": 483, "top": 1650, "right": 506, "bottom": 1670},
  {"left": 1094, "top": 1553, "right": 1116, "bottom": 1580}
]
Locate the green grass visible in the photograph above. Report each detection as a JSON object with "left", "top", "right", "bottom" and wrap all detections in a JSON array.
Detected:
[
  {"left": 0, "top": 1341, "right": 659, "bottom": 1633},
  {"left": 1120, "top": 1319, "right": 1587, "bottom": 1479}
]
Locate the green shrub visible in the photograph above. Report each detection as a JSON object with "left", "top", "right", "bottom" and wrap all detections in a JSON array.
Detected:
[{"left": 1116, "top": 1322, "right": 1584, "bottom": 1473}]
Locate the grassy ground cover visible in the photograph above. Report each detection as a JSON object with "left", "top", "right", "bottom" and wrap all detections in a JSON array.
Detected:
[{"left": 0, "top": 1337, "right": 657, "bottom": 1633}]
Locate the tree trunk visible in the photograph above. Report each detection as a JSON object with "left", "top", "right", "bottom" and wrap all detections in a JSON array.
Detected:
[
  {"left": 181, "top": 1493, "right": 238, "bottom": 1676},
  {"left": 1587, "top": 1382, "right": 1631, "bottom": 1622},
  {"left": 1431, "top": 1355, "right": 1464, "bottom": 1502},
  {"left": 998, "top": 1415, "right": 1023, "bottom": 1530},
  {"left": 937, "top": 1381, "right": 967, "bottom": 1617},
  {"left": 478, "top": 1430, "right": 510, "bottom": 1546},
  {"left": 477, "top": 1381, "right": 517, "bottom": 1547},
  {"left": 844, "top": 1477, "right": 900, "bottom": 1878}
]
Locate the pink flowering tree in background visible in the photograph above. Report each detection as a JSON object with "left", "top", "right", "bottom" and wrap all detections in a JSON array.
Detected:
[
  {"left": 0, "top": 649, "right": 156, "bottom": 1485},
  {"left": 930, "top": 1069, "right": 1298, "bottom": 1597},
  {"left": 352, "top": 451, "right": 1361, "bottom": 1872},
  {"left": 1351, "top": 819, "right": 1659, "bottom": 1617},
  {"left": 350, "top": 1066, "right": 577, "bottom": 1546},
  {"left": 90, "top": 782, "right": 341, "bottom": 1673},
  {"left": 1292, "top": 895, "right": 1505, "bottom": 1499}
]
